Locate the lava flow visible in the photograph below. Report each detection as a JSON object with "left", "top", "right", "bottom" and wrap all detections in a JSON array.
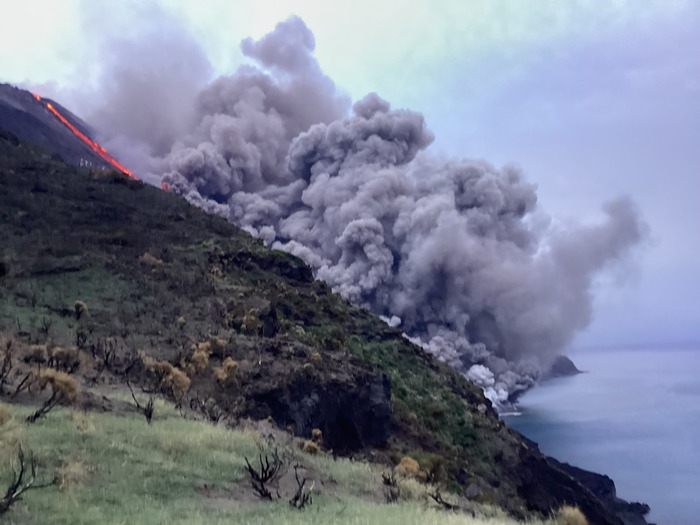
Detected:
[{"left": 32, "top": 92, "right": 138, "bottom": 180}]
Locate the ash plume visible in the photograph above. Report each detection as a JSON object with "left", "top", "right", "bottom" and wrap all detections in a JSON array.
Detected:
[
  {"left": 72, "top": 4, "right": 214, "bottom": 184},
  {"left": 100, "top": 17, "right": 647, "bottom": 408}
]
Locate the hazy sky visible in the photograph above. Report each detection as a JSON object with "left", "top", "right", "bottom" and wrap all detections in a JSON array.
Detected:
[{"left": 1, "top": 0, "right": 698, "bottom": 348}]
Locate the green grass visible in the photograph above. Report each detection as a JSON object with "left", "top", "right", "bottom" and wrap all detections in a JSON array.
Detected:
[
  {"left": 0, "top": 268, "right": 135, "bottom": 343},
  {"left": 0, "top": 403, "right": 550, "bottom": 525}
]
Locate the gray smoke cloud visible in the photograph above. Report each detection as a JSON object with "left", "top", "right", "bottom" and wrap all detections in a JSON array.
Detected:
[
  {"left": 98, "top": 16, "right": 647, "bottom": 408},
  {"left": 69, "top": 3, "right": 214, "bottom": 184}
]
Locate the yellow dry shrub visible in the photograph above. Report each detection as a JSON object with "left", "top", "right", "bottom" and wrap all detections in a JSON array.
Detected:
[
  {"left": 176, "top": 316, "right": 186, "bottom": 328},
  {"left": 141, "top": 352, "right": 174, "bottom": 378},
  {"left": 301, "top": 440, "right": 320, "bottom": 455},
  {"left": 55, "top": 461, "right": 87, "bottom": 492},
  {"left": 162, "top": 367, "right": 190, "bottom": 402},
  {"left": 395, "top": 456, "right": 421, "bottom": 478},
  {"left": 139, "top": 252, "right": 163, "bottom": 266},
  {"left": 556, "top": 505, "right": 589, "bottom": 525},
  {"left": 24, "top": 344, "right": 48, "bottom": 364},
  {"left": 242, "top": 310, "right": 261, "bottom": 335},
  {"left": 139, "top": 351, "right": 190, "bottom": 401},
  {"left": 183, "top": 362, "right": 196, "bottom": 377},
  {"left": 190, "top": 342, "right": 211, "bottom": 374},
  {"left": 311, "top": 427, "right": 323, "bottom": 446},
  {"left": 38, "top": 369, "right": 79, "bottom": 402},
  {"left": 49, "top": 346, "right": 81, "bottom": 372},
  {"left": 309, "top": 351, "right": 321, "bottom": 364},
  {"left": 213, "top": 357, "right": 238, "bottom": 387},
  {"left": 74, "top": 300, "right": 88, "bottom": 320}
]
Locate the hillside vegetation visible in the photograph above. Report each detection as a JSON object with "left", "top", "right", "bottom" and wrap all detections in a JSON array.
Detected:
[
  {"left": 0, "top": 133, "right": 620, "bottom": 523},
  {"left": 0, "top": 399, "right": 563, "bottom": 525}
]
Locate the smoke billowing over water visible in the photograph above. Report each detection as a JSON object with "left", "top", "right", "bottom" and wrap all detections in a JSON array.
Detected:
[{"left": 89, "top": 17, "right": 647, "bottom": 408}]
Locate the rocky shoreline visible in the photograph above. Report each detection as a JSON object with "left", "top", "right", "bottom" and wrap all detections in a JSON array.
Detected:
[
  {"left": 548, "top": 456, "right": 654, "bottom": 525},
  {"left": 512, "top": 355, "right": 653, "bottom": 525}
]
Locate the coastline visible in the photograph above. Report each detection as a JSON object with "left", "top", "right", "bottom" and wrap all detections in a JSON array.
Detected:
[
  {"left": 546, "top": 453, "right": 653, "bottom": 525},
  {"left": 505, "top": 346, "right": 700, "bottom": 525},
  {"left": 503, "top": 354, "right": 653, "bottom": 525}
]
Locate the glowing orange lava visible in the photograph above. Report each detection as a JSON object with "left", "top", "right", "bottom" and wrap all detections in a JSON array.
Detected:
[{"left": 32, "top": 92, "right": 138, "bottom": 180}]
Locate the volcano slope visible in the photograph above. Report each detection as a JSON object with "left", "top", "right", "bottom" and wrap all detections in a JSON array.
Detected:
[
  {"left": 0, "top": 83, "right": 113, "bottom": 169},
  {"left": 0, "top": 134, "right": 645, "bottom": 524}
]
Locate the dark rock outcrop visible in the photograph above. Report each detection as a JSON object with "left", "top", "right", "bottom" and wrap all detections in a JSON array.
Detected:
[
  {"left": 543, "top": 355, "right": 583, "bottom": 379},
  {"left": 249, "top": 373, "right": 392, "bottom": 452},
  {"left": 507, "top": 436, "right": 653, "bottom": 525},
  {"left": 551, "top": 458, "right": 653, "bottom": 525},
  {"left": 513, "top": 443, "right": 624, "bottom": 525}
]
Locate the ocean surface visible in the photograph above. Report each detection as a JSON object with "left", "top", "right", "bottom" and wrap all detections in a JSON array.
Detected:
[{"left": 502, "top": 345, "right": 700, "bottom": 525}]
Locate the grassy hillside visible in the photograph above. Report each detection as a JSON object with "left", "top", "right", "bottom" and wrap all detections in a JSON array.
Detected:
[
  {"left": 0, "top": 132, "right": 620, "bottom": 524},
  {"left": 0, "top": 399, "right": 561, "bottom": 525}
]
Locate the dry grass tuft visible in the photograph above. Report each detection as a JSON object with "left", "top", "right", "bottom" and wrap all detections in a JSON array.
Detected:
[
  {"left": 24, "top": 344, "right": 48, "bottom": 365},
  {"left": 302, "top": 440, "right": 320, "bottom": 455},
  {"left": 74, "top": 300, "right": 88, "bottom": 320},
  {"left": 556, "top": 505, "right": 589, "bottom": 525},
  {"left": 163, "top": 367, "right": 190, "bottom": 402},
  {"left": 213, "top": 357, "right": 238, "bottom": 387},
  {"left": 395, "top": 456, "right": 421, "bottom": 478},
  {"left": 71, "top": 410, "right": 96, "bottom": 435},
  {"left": 139, "top": 252, "right": 164, "bottom": 266},
  {"left": 38, "top": 368, "right": 79, "bottom": 402},
  {"left": 190, "top": 342, "right": 211, "bottom": 374},
  {"left": 397, "top": 477, "right": 433, "bottom": 502},
  {"left": 48, "top": 346, "right": 82, "bottom": 373},
  {"left": 140, "top": 351, "right": 191, "bottom": 402},
  {"left": 55, "top": 461, "right": 88, "bottom": 492},
  {"left": 311, "top": 427, "right": 323, "bottom": 447},
  {"left": 242, "top": 310, "right": 261, "bottom": 335}
]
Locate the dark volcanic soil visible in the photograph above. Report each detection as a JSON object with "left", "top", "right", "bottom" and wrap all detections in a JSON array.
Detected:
[{"left": 0, "top": 83, "right": 111, "bottom": 168}]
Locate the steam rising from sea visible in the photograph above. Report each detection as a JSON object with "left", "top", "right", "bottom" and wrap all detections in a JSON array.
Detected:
[{"left": 88, "top": 17, "right": 647, "bottom": 408}]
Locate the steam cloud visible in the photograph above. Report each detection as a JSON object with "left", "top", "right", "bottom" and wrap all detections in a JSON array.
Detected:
[{"left": 93, "top": 17, "right": 647, "bottom": 408}]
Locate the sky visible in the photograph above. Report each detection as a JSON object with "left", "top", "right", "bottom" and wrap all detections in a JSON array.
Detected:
[{"left": 1, "top": 0, "right": 698, "bottom": 349}]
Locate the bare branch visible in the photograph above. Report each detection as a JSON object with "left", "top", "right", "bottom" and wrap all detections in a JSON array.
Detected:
[
  {"left": 11, "top": 371, "right": 33, "bottom": 399},
  {"left": 243, "top": 448, "right": 283, "bottom": 500},
  {"left": 0, "top": 447, "right": 51, "bottom": 515},
  {"left": 382, "top": 471, "right": 397, "bottom": 487},
  {"left": 126, "top": 378, "right": 154, "bottom": 424},
  {"left": 26, "top": 390, "right": 60, "bottom": 423},
  {"left": 429, "top": 488, "right": 465, "bottom": 513},
  {"left": 289, "top": 464, "right": 313, "bottom": 510},
  {"left": 0, "top": 342, "right": 13, "bottom": 390}
]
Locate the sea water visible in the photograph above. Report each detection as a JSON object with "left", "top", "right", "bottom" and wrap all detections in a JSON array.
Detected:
[{"left": 502, "top": 345, "right": 700, "bottom": 525}]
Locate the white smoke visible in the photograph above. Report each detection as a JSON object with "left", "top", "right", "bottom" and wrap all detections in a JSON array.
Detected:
[{"left": 92, "top": 17, "right": 648, "bottom": 409}]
